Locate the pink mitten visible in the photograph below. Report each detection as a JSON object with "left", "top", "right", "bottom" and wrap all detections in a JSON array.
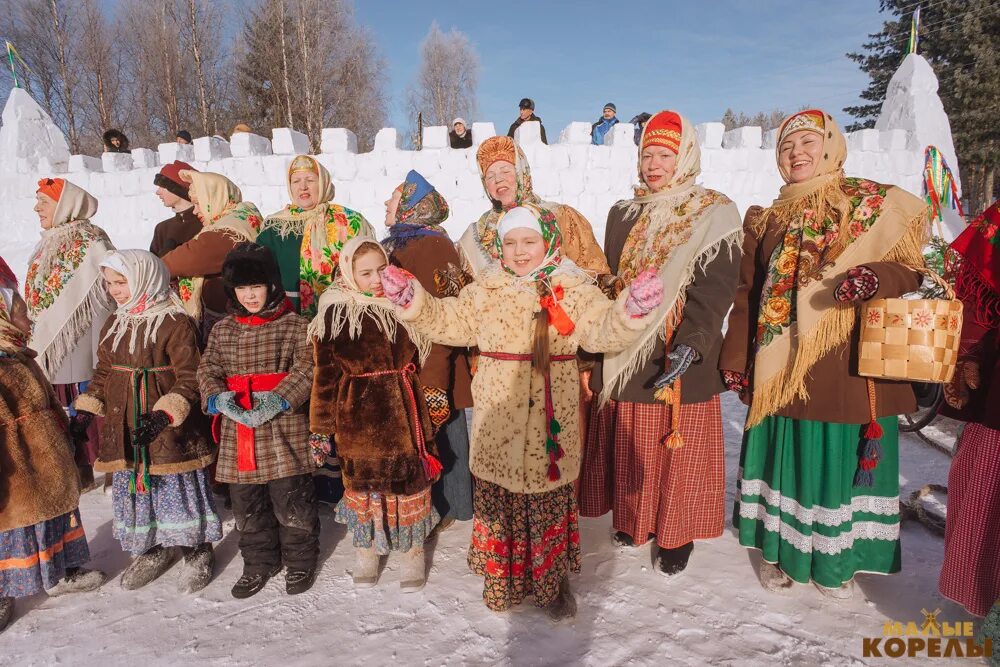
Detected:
[
  {"left": 381, "top": 265, "right": 416, "bottom": 307},
  {"left": 625, "top": 269, "right": 664, "bottom": 317}
]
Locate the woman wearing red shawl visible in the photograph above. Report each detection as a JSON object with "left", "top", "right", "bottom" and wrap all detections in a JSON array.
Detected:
[{"left": 939, "top": 200, "right": 1000, "bottom": 621}]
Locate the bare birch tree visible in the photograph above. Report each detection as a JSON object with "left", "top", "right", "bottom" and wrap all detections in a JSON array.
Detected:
[{"left": 407, "top": 23, "right": 479, "bottom": 131}]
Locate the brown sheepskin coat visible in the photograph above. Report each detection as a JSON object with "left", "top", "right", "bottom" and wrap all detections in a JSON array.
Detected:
[
  {"left": 75, "top": 314, "right": 214, "bottom": 475},
  {"left": 1, "top": 352, "right": 81, "bottom": 532},
  {"left": 310, "top": 312, "right": 437, "bottom": 497}
]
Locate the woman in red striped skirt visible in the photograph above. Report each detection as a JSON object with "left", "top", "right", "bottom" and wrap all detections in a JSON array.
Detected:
[
  {"left": 940, "top": 200, "right": 1000, "bottom": 619},
  {"left": 581, "top": 110, "right": 742, "bottom": 576}
]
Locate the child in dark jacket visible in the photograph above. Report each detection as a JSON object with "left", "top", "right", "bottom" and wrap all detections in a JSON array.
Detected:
[
  {"left": 197, "top": 243, "right": 318, "bottom": 598},
  {"left": 309, "top": 238, "right": 441, "bottom": 592}
]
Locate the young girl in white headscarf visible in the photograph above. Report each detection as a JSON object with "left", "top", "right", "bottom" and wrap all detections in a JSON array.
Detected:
[
  {"left": 383, "top": 204, "right": 664, "bottom": 620},
  {"left": 75, "top": 250, "right": 220, "bottom": 594}
]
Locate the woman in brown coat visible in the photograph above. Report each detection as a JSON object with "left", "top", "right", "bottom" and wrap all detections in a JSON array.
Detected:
[
  {"left": 1, "top": 256, "right": 104, "bottom": 633},
  {"left": 75, "top": 250, "right": 220, "bottom": 594},
  {"left": 383, "top": 170, "right": 474, "bottom": 525},
  {"left": 310, "top": 237, "right": 440, "bottom": 592},
  {"left": 198, "top": 243, "right": 317, "bottom": 599}
]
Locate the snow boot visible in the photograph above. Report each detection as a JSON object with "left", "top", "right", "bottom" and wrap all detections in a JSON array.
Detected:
[
  {"left": 759, "top": 562, "right": 794, "bottom": 592},
  {"left": 0, "top": 597, "right": 12, "bottom": 633},
  {"left": 48, "top": 567, "right": 107, "bottom": 596},
  {"left": 178, "top": 543, "right": 215, "bottom": 594},
  {"left": 352, "top": 546, "right": 379, "bottom": 588},
  {"left": 656, "top": 542, "right": 694, "bottom": 577},
  {"left": 399, "top": 546, "right": 426, "bottom": 593},
  {"left": 814, "top": 579, "right": 854, "bottom": 600},
  {"left": 231, "top": 565, "right": 281, "bottom": 599},
  {"left": 545, "top": 577, "right": 577, "bottom": 622},
  {"left": 120, "top": 545, "right": 176, "bottom": 591},
  {"left": 286, "top": 567, "right": 317, "bottom": 595}
]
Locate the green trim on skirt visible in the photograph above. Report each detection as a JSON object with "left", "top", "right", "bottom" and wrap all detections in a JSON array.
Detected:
[{"left": 734, "top": 414, "right": 901, "bottom": 588}]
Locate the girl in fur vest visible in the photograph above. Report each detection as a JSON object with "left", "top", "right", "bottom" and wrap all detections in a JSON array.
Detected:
[
  {"left": 75, "top": 250, "right": 221, "bottom": 593},
  {"left": 382, "top": 205, "right": 663, "bottom": 620},
  {"left": 0, "top": 256, "right": 105, "bottom": 633},
  {"left": 309, "top": 237, "right": 441, "bottom": 592},
  {"left": 198, "top": 243, "right": 318, "bottom": 599}
]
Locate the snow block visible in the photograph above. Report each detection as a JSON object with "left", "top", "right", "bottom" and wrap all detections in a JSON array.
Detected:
[
  {"left": 194, "top": 135, "right": 232, "bottom": 162},
  {"left": 69, "top": 155, "right": 103, "bottom": 173},
  {"left": 101, "top": 152, "right": 132, "bottom": 171},
  {"left": 558, "top": 122, "right": 592, "bottom": 145},
  {"left": 230, "top": 132, "right": 272, "bottom": 158},
  {"left": 157, "top": 142, "right": 195, "bottom": 165},
  {"left": 321, "top": 128, "right": 358, "bottom": 154},
  {"left": 272, "top": 128, "right": 310, "bottom": 155},
  {"left": 374, "top": 128, "right": 402, "bottom": 151},
  {"left": 696, "top": 122, "right": 725, "bottom": 149},
  {"left": 606, "top": 124, "right": 634, "bottom": 147},
  {"left": 879, "top": 128, "right": 908, "bottom": 151},
  {"left": 131, "top": 148, "right": 159, "bottom": 169},
  {"left": 422, "top": 126, "right": 448, "bottom": 149},
  {"left": 762, "top": 128, "right": 779, "bottom": 150},
  {"left": 514, "top": 121, "right": 543, "bottom": 147},
  {"left": 38, "top": 156, "right": 67, "bottom": 175},
  {"left": 846, "top": 129, "right": 880, "bottom": 152},
  {"left": 723, "top": 126, "right": 762, "bottom": 150},
  {"left": 471, "top": 122, "right": 496, "bottom": 146}
]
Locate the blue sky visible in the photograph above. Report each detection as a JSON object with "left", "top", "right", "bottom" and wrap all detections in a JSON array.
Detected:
[{"left": 355, "top": 0, "right": 890, "bottom": 134}]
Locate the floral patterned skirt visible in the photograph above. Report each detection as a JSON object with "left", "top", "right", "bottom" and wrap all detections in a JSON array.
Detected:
[
  {"left": 468, "top": 479, "right": 581, "bottom": 612},
  {"left": 112, "top": 469, "right": 222, "bottom": 556},
  {"left": 335, "top": 487, "right": 438, "bottom": 555},
  {"left": 0, "top": 510, "right": 90, "bottom": 598}
]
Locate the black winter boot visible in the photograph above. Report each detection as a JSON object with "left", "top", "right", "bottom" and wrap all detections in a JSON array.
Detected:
[
  {"left": 285, "top": 567, "right": 317, "bottom": 595},
  {"left": 231, "top": 565, "right": 281, "bottom": 599},
  {"left": 656, "top": 542, "right": 694, "bottom": 577},
  {"left": 612, "top": 531, "right": 635, "bottom": 548},
  {"left": 0, "top": 597, "right": 12, "bottom": 633}
]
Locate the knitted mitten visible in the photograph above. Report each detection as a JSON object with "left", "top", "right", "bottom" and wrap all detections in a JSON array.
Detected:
[
  {"left": 625, "top": 269, "right": 664, "bottom": 317},
  {"left": 653, "top": 345, "right": 699, "bottom": 388},
  {"left": 381, "top": 265, "right": 416, "bottom": 307},
  {"left": 834, "top": 266, "right": 879, "bottom": 302},
  {"left": 241, "top": 391, "right": 288, "bottom": 428}
]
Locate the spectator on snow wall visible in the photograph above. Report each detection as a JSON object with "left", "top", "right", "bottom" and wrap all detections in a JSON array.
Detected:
[
  {"left": 0, "top": 255, "right": 106, "bottom": 634},
  {"left": 580, "top": 110, "right": 742, "bottom": 578},
  {"left": 103, "top": 129, "right": 130, "bottom": 153},
  {"left": 506, "top": 98, "right": 547, "bottom": 145},
  {"left": 590, "top": 103, "right": 619, "bottom": 145},
  {"left": 449, "top": 118, "right": 472, "bottom": 149},
  {"left": 630, "top": 112, "right": 651, "bottom": 146},
  {"left": 24, "top": 178, "right": 115, "bottom": 491},
  {"left": 719, "top": 108, "right": 929, "bottom": 599},
  {"left": 160, "top": 171, "right": 262, "bottom": 339},
  {"left": 150, "top": 161, "right": 202, "bottom": 258},
  {"left": 176, "top": 130, "right": 193, "bottom": 145}
]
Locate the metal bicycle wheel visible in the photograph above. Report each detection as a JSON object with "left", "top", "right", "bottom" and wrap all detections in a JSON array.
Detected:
[{"left": 898, "top": 384, "right": 944, "bottom": 433}]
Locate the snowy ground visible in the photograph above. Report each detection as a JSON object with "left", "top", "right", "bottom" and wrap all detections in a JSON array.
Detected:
[{"left": 0, "top": 394, "right": 978, "bottom": 666}]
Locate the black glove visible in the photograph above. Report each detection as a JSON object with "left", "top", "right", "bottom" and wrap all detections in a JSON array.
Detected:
[
  {"left": 69, "top": 412, "right": 93, "bottom": 446},
  {"left": 132, "top": 411, "right": 172, "bottom": 450}
]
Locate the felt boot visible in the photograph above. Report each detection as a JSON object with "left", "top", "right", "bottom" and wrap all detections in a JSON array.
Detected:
[
  {"left": 120, "top": 545, "right": 175, "bottom": 591},
  {"left": 656, "top": 542, "right": 694, "bottom": 577},
  {"left": 178, "top": 543, "right": 214, "bottom": 594},
  {"left": 759, "top": 562, "right": 794, "bottom": 592},
  {"left": 48, "top": 567, "right": 107, "bottom": 596},
  {"left": 399, "top": 546, "right": 426, "bottom": 593},
  {"left": 545, "top": 577, "right": 577, "bottom": 622},
  {"left": 352, "top": 547, "right": 379, "bottom": 588}
]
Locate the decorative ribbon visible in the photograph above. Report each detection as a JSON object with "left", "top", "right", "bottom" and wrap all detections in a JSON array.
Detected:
[
  {"left": 218, "top": 372, "right": 288, "bottom": 472},
  {"left": 348, "top": 363, "right": 442, "bottom": 481},
  {"left": 480, "top": 351, "right": 576, "bottom": 481},
  {"left": 652, "top": 311, "right": 684, "bottom": 449},
  {"left": 110, "top": 364, "right": 172, "bottom": 494},
  {"left": 539, "top": 285, "right": 575, "bottom": 336}
]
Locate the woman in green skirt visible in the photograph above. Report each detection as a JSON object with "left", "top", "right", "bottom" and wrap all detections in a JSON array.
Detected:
[{"left": 719, "top": 109, "right": 929, "bottom": 598}]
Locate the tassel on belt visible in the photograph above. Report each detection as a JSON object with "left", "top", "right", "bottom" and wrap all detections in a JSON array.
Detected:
[
  {"left": 479, "top": 351, "right": 576, "bottom": 482},
  {"left": 220, "top": 372, "right": 288, "bottom": 472},
  {"left": 111, "top": 364, "right": 172, "bottom": 494},
  {"left": 348, "top": 363, "right": 442, "bottom": 481}
]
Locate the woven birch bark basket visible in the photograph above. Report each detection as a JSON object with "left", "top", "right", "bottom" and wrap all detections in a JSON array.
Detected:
[{"left": 858, "top": 270, "right": 963, "bottom": 383}]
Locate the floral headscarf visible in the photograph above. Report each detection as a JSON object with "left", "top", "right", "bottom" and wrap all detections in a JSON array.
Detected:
[
  {"left": 383, "top": 170, "right": 450, "bottom": 254},
  {"left": 99, "top": 249, "right": 187, "bottom": 354},
  {"left": 25, "top": 178, "right": 114, "bottom": 377},
  {"left": 0, "top": 256, "right": 28, "bottom": 355},
  {"left": 307, "top": 237, "right": 430, "bottom": 362}
]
